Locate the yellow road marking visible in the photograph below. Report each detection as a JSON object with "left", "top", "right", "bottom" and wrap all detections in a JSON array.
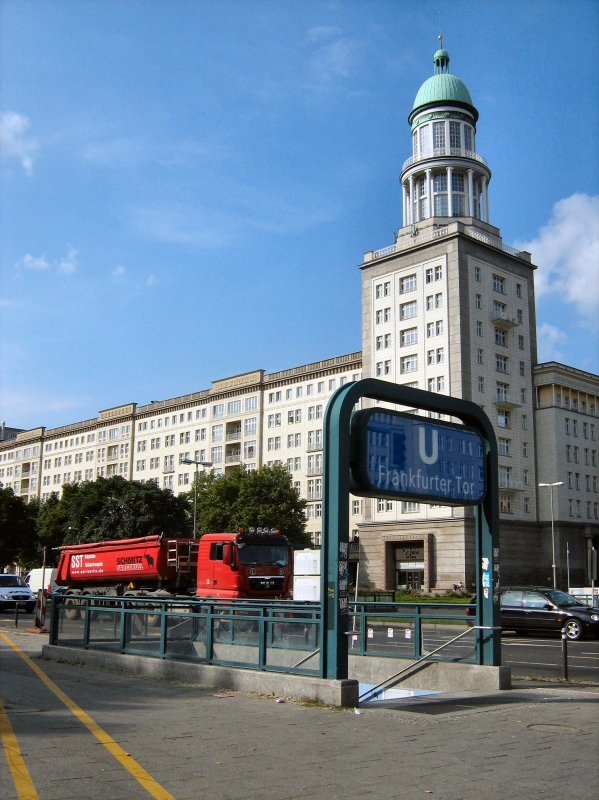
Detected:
[
  {"left": 0, "top": 632, "right": 175, "bottom": 800},
  {"left": 0, "top": 698, "right": 39, "bottom": 800}
]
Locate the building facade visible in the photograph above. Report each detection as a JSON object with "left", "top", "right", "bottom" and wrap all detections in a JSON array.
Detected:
[{"left": 1, "top": 45, "right": 597, "bottom": 590}]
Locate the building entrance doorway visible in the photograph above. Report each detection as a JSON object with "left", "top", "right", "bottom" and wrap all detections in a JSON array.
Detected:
[
  {"left": 396, "top": 568, "right": 424, "bottom": 590},
  {"left": 394, "top": 542, "right": 425, "bottom": 590}
]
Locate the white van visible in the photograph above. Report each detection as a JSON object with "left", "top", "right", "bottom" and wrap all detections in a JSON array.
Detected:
[{"left": 26, "top": 568, "right": 58, "bottom": 595}]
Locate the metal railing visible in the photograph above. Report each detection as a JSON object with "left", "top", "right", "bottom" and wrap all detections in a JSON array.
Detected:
[
  {"left": 348, "top": 600, "right": 478, "bottom": 664},
  {"left": 49, "top": 596, "right": 484, "bottom": 677},
  {"left": 50, "top": 594, "right": 321, "bottom": 676},
  {"left": 358, "top": 625, "right": 500, "bottom": 702}
]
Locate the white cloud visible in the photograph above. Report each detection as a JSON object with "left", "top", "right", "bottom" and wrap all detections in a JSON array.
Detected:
[
  {"left": 515, "top": 194, "right": 599, "bottom": 320},
  {"left": 146, "top": 275, "right": 158, "bottom": 287},
  {"left": 536, "top": 322, "right": 568, "bottom": 363},
  {"left": 112, "top": 265, "right": 126, "bottom": 280},
  {"left": 15, "top": 253, "right": 50, "bottom": 270},
  {"left": 0, "top": 111, "right": 39, "bottom": 175},
  {"left": 58, "top": 246, "right": 79, "bottom": 274},
  {"left": 15, "top": 247, "right": 79, "bottom": 275}
]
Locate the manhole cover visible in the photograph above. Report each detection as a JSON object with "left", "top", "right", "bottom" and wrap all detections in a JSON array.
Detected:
[{"left": 527, "top": 723, "right": 581, "bottom": 734}]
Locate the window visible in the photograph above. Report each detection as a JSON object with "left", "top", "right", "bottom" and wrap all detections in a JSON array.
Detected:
[
  {"left": 244, "top": 417, "right": 257, "bottom": 435},
  {"left": 497, "top": 410, "right": 511, "bottom": 429},
  {"left": 493, "top": 274, "right": 506, "bottom": 293},
  {"left": 400, "top": 355, "right": 418, "bottom": 373},
  {"left": 464, "top": 125, "right": 473, "bottom": 151},
  {"left": 449, "top": 121, "right": 461, "bottom": 148},
  {"left": 211, "top": 424, "right": 223, "bottom": 441},
  {"left": 376, "top": 360, "right": 391, "bottom": 376},
  {"left": 433, "top": 121, "right": 445, "bottom": 149},
  {"left": 475, "top": 293, "right": 482, "bottom": 309},
  {"left": 212, "top": 403, "right": 224, "bottom": 418},
  {"left": 400, "top": 327, "right": 418, "bottom": 347},
  {"left": 399, "top": 274, "right": 417, "bottom": 294},
  {"left": 400, "top": 300, "right": 417, "bottom": 319},
  {"left": 245, "top": 396, "right": 257, "bottom": 411},
  {"left": 476, "top": 321, "right": 483, "bottom": 336},
  {"left": 495, "top": 328, "right": 507, "bottom": 347},
  {"left": 478, "top": 376, "right": 485, "bottom": 392},
  {"left": 227, "top": 400, "right": 241, "bottom": 414},
  {"left": 375, "top": 281, "right": 391, "bottom": 299},
  {"left": 426, "top": 320, "right": 443, "bottom": 337},
  {"left": 498, "top": 438, "right": 510, "bottom": 456},
  {"left": 477, "top": 348, "right": 484, "bottom": 365},
  {"left": 475, "top": 265, "right": 481, "bottom": 282},
  {"left": 496, "top": 355, "right": 508, "bottom": 373}
]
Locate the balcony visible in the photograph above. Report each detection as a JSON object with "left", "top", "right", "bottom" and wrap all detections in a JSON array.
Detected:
[
  {"left": 495, "top": 393, "right": 522, "bottom": 410},
  {"left": 402, "top": 147, "right": 489, "bottom": 173},
  {"left": 307, "top": 441, "right": 323, "bottom": 452},
  {"left": 226, "top": 428, "right": 242, "bottom": 442},
  {"left": 499, "top": 479, "right": 525, "bottom": 493},
  {"left": 492, "top": 310, "right": 519, "bottom": 329},
  {"left": 225, "top": 451, "right": 242, "bottom": 465}
]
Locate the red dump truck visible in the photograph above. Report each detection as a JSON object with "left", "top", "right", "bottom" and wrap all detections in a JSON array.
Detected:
[{"left": 55, "top": 529, "right": 293, "bottom": 612}]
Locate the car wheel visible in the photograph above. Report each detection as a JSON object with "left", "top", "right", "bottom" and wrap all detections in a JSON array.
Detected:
[{"left": 564, "top": 619, "right": 583, "bottom": 640}]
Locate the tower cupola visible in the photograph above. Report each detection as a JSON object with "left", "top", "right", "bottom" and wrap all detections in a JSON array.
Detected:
[{"left": 400, "top": 40, "right": 491, "bottom": 227}]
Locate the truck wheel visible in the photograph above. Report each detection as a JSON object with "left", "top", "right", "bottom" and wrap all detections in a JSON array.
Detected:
[{"left": 63, "top": 597, "right": 81, "bottom": 620}]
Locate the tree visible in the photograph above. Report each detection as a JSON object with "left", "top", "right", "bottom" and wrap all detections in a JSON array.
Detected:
[
  {"left": 189, "top": 464, "right": 311, "bottom": 547},
  {"left": 36, "top": 476, "right": 190, "bottom": 546},
  {"left": 0, "top": 487, "right": 37, "bottom": 569}
]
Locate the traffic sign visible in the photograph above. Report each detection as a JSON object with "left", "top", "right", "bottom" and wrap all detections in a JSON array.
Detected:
[{"left": 350, "top": 408, "right": 486, "bottom": 505}]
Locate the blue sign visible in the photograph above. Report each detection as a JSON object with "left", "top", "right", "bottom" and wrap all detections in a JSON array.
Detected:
[{"left": 350, "top": 409, "right": 486, "bottom": 505}]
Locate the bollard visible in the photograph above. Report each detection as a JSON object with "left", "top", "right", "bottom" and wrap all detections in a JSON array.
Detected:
[
  {"left": 561, "top": 626, "right": 569, "bottom": 681},
  {"left": 14, "top": 605, "right": 19, "bottom": 628}
]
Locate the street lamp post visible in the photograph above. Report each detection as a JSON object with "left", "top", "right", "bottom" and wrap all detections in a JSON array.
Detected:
[
  {"left": 539, "top": 481, "right": 563, "bottom": 588},
  {"left": 182, "top": 458, "right": 212, "bottom": 538}
]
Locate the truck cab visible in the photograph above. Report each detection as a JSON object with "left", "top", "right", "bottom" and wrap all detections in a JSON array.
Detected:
[{"left": 195, "top": 529, "right": 292, "bottom": 599}]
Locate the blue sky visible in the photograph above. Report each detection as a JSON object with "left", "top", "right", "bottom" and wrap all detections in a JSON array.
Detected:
[{"left": 1, "top": 0, "right": 598, "bottom": 431}]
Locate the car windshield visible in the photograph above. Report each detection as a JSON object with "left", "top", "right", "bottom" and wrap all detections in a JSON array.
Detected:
[
  {"left": 545, "top": 590, "right": 583, "bottom": 607},
  {"left": 0, "top": 575, "right": 28, "bottom": 588},
  {"left": 237, "top": 544, "right": 289, "bottom": 567}
]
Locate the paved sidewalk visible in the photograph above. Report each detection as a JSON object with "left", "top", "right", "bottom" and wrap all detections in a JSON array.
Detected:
[{"left": 1, "top": 627, "right": 598, "bottom": 800}]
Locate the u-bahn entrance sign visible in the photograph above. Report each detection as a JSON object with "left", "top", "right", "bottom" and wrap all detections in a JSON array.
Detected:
[
  {"left": 320, "top": 378, "right": 500, "bottom": 680},
  {"left": 350, "top": 408, "right": 486, "bottom": 505}
]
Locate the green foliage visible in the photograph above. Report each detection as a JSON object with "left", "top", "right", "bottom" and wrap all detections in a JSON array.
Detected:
[
  {"left": 0, "top": 487, "right": 37, "bottom": 568},
  {"left": 189, "top": 464, "right": 311, "bottom": 547},
  {"left": 57, "top": 476, "right": 190, "bottom": 543}
]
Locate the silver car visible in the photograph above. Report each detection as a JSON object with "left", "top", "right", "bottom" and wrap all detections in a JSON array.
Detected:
[{"left": 0, "top": 574, "right": 35, "bottom": 612}]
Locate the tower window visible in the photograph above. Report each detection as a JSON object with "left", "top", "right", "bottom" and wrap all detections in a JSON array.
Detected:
[
  {"left": 464, "top": 125, "right": 473, "bottom": 151},
  {"left": 449, "top": 121, "right": 461, "bottom": 148},
  {"left": 433, "top": 121, "right": 445, "bottom": 149}
]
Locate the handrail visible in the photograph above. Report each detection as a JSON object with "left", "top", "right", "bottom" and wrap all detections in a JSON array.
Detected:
[
  {"left": 358, "top": 625, "right": 501, "bottom": 702},
  {"left": 290, "top": 648, "right": 321, "bottom": 670}
]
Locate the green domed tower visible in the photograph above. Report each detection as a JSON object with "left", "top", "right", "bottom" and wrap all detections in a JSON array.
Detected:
[{"left": 400, "top": 41, "right": 491, "bottom": 225}]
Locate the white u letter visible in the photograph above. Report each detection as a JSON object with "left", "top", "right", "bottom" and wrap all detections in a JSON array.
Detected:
[{"left": 418, "top": 427, "right": 438, "bottom": 465}]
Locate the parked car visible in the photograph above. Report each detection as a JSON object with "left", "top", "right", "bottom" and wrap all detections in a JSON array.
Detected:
[
  {"left": 499, "top": 587, "right": 599, "bottom": 640},
  {"left": 0, "top": 574, "right": 36, "bottom": 612},
  {"left": 467, "top": 587, "right": 599, "bottom": 640}
]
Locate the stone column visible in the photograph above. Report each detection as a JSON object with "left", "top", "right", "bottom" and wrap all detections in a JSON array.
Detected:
[
  {"left": 447, "top": 166, "right": 453, "bottom": 217},
  {"left": 426, "top": 169, "right": 432, "bottom": 219},
  {"left": 467, "top": 169, "right": 474, "bottom": 217}
]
